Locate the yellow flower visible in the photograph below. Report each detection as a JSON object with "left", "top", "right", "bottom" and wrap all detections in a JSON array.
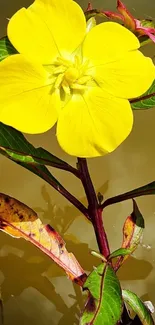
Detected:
[{"left": 0, "top": 0, "right": 154, "bottom": 157}]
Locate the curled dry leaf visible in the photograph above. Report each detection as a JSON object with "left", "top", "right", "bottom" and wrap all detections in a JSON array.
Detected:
[
  {"left": 114, "top": 200, "right": 144, "bottom": 270},
  {"left": 0, "top": 193, "right": 87, "bottom": 286}
]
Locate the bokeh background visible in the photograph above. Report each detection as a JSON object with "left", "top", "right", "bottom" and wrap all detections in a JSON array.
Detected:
[{"left": 0, "top": 0, "right": 155, "bottom": 324}]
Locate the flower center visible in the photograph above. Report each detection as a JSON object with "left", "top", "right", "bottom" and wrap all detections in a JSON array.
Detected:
[
  {"left": 46, "top": 55, "right": 92, "bottom": 100},
  {"left": 65, "top": 67, "right": 79, "bottom": 83}
]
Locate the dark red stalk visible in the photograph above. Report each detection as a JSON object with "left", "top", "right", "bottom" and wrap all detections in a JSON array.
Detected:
[{"left": 77, "top": 158, "right": 110, "bottom": 258}]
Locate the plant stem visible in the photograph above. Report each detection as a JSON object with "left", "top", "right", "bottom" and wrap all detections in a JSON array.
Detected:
[{"left": 77, "top": 158, "right": 110, "bottom": 257}]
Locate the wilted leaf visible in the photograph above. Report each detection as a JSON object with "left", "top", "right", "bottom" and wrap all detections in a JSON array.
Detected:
[
  {"left": 102, "top": 181, "right": 155, "bottom": 209},
  {"left": 131, "top": 80, "right": 155, "bottom": 110},
  {"left": 122, "top": 200, "right": 144, "bottom": 249},
  {"left": 0, "top": 193, "right": 87, "bottom": 286},
  {"left": 122, "top": 290, "right": 154, "bottom": 325},
  {"left": 114, "top": 200, "right": 144, "bottom": 270},
  {"left": 80, "top": 263, "right": 122, "bottom": 325},
  {"left": 0, "top": 36, "right": 17, "bottom": 62}
]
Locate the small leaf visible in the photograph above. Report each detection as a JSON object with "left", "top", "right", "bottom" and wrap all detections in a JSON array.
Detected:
[
  {"left": 140, "top": 19, "right": 155, "bottom": 28},
  {"left": 80, "top": 263, "right": 123, "bottom": 325},
  {"left": 91, "top": 250, "right": 107, "bottom": 262},
  {"left": 114, "top": 200, "right": 144, "bottom": 270},
  {"left": 108, "top": 248, "right": 131, "bottom": 260},
  {"left": 0, "top": 36, "right": 17, "bottom": 62},
  {"left": 0, "top": 193, "right": 87, "bottom": 286},
  {"left": 122, "top": 200, "right": 144, "bottom": 248},
  {"left": 131, "top": 80, "right": 155, "bottom": 110},
  {"left": 102, "top": 181, "right": 155, "bottom": 209},
  {"left": 122, "top": 200, "right": 144, "bottom": 252},
  {"left": 122, "top": 290, "right": 154, "bottom": 325}
]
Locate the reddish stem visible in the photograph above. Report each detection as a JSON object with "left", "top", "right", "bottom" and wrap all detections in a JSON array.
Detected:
[
  {"left": 77, "top": 158, "right": 110, "bottom": 258},
  {"left": 92, "top": 207, "right": 110, "bottom": 258}
]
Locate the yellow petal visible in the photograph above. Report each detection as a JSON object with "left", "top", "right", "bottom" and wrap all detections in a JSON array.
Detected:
[
  {"left": 88, "top": 50, "right": 155, "bottom": 99},
  {"left": 83, "top": 22, "right": 140, "bottom": 65},
  {"left": 0, "top": 54, "right": 60, "bottom": 133},
  {"left": 8, "top": 0, "right": 86, "bottom": 64},
  {"left": 56, "top": 87, "right": 133, "bottom": 158}
]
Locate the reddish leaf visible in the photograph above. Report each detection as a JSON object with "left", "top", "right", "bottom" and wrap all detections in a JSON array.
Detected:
[
  {"left": 122, "top": 200, "right": 144, "bottom": 250},
  {"left": 0, "top": 193, "right": 87, "bottom": 286},
  {"left": 115, "top": 200, "right": 144, "bottom": 270}
]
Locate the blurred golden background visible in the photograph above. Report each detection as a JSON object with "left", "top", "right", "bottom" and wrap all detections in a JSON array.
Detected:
[{"left": 0, "top": 0, "right": 155, "bottom": 324}]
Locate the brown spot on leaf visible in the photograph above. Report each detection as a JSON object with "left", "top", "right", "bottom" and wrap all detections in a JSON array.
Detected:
[
  {"left": 46, "top": 224, "right": 55, "bottom": 233},
  {"left": 86, "top": 295, "right": 96, "bottom": 313},
  {"left": 4, "top": 196, "right": 10, "bottom": 204},
  {"left": 19, "top": 214, "right": 24, "bottom": 220}
]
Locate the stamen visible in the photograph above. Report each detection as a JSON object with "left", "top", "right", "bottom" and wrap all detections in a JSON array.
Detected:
[
  {"left": 54, "top": 73, "right": 64, "bottom": 89},
  {"left": 78, "top": 76, "right": 92, "bottom": 85},
  {"left": 62, "top": 80, "right": 71, "bottom": 95},
  {"left": 54, "top": 57, "right": 71, "bottom": 67},
  {"left": 46, "top": 55, "right": 91, "bottom": 99},
  {"left": 53, "top": 66, "right": 66, "bottom": 75},
  {"left": 70, "top": 83, "right": 88, "bottom": 90}
]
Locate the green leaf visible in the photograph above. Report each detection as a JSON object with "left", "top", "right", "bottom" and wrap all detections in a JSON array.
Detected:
[
  {"left": 122, "top": 290, "right": 154, "bottom": 325},
  {"left": 0, "top": 123, "right": 87, "bottom": 216},
  {"left": 131, "top": 80, "right": 155, "bottom": 110},
  {"left": 0, "top": 122, "right": 65, "bottom": 188},
  {"left": 0, "top": 122, "right": 78, "bottom": 176},
  {"left": 0, "top": 36, "right": 17, "bottom": 62},
  {"left": 102, "top": 181, "right": 155, "bottom": 209},
  {"left": 108, "top": 248, "right": 131, "bottom": 260},
  {"left": 80, "top": 263, "right": 123, "bottom": 325},
  {"left": 140, "top": 19, "right": 155, "bottom": 28}
]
